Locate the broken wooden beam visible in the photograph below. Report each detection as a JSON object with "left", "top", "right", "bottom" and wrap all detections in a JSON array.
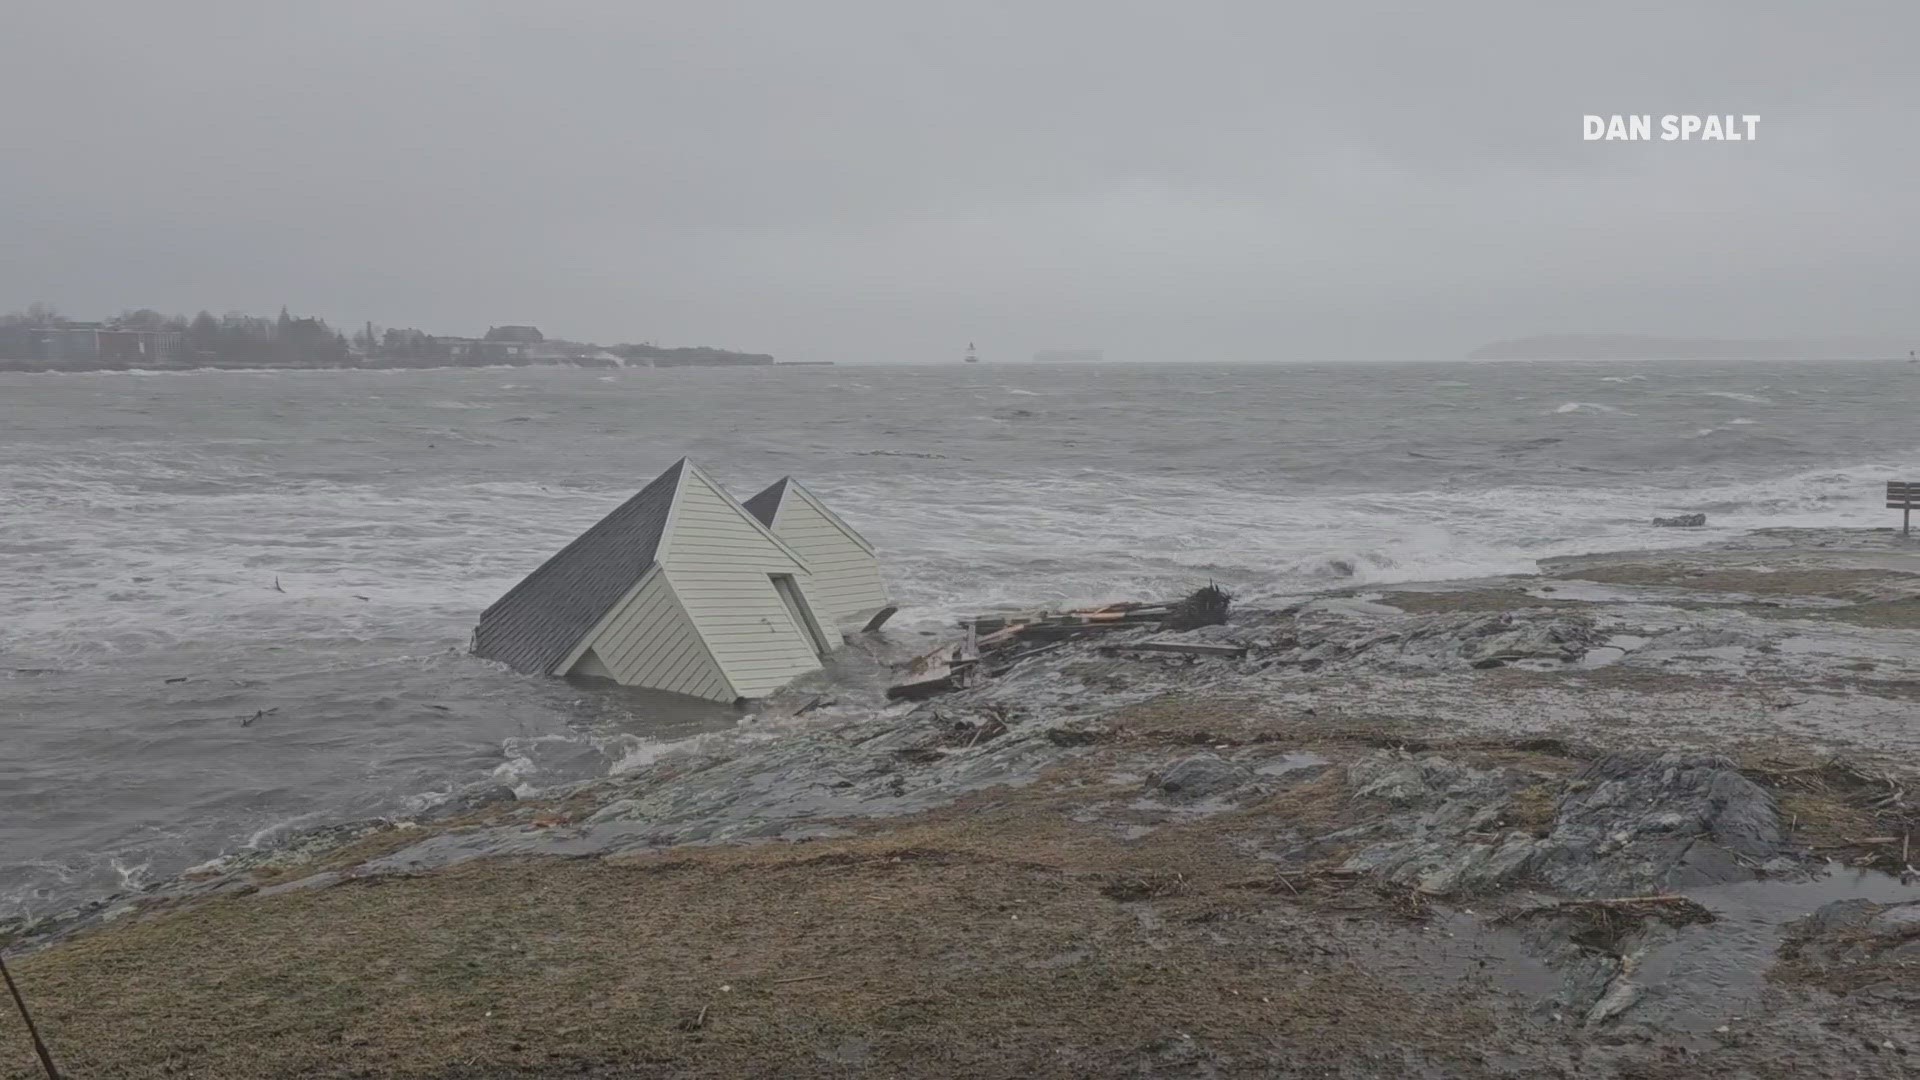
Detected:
[
  {"left": 887, "top": 641, "right": 978, "bottom": 700},
  {"left": 1101, "top": 640, "right": 1247, "bottom": 658}
]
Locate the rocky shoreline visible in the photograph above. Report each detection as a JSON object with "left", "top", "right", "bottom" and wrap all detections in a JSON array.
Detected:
[{"left": 3, "top": 528, "right": 1917, "bottom": 1077}]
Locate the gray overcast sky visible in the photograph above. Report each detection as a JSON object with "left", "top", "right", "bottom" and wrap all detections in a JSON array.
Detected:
[{"left": 6, "top": 2, "right": 1917, "bottom": 363}]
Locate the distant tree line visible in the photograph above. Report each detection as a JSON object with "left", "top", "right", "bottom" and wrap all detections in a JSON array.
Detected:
[
  {"left": 1, "top": 302, "right": 774, "bottom": 370},
  {"left": 0, "top": 304, "right": 348, "bottom": 367}
]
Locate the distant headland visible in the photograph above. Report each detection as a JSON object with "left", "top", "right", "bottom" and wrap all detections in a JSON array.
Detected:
[
  {"left": 0, "top": 303, "right": 792, "bottom": 372},
  {"left": 1468, "top": 333, "right": 1913, "bottom": 362}
]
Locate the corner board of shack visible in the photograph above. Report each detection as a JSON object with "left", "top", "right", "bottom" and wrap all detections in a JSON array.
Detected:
[{"left": 471, "top": 457, "right": 1234, "bottom": 705}]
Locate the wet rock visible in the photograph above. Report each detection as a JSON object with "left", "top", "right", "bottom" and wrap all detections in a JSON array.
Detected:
[
  {"left": 1787, "top": 898, "right": 1920, "bottom": 978},
  {"left": 1150, "top": 754, "right": 1255, "bottom": 801},
  {"left": 1802, "top": 897, "right": 1881, "bottom": 935},
  {"left": 1280, "top": 610, "right": 1603, "bottom": 672},
  {"left": 1868, "top": 901, "right": 1920, "bottom": 936},
  {"left": 1652, "top": 514, "right": 1707, "bottom": 528},
  {"left": 1338, "top": 750, "right": 1785, "bottom": 899},
  {"left": 1535, "top": 752, "right": 1782, "bottom": 895},
  {"left": 1585, "top": 976, "right": 1644, "bottom": 1026},
  {"left": 1339, "top": 752, "right": 1550, "bottom": 892},
  {"left": 1453, "top": 614, "right": 1601, "bottom": 666},
  {"left": 420, "top": 783, "right": 518, "bottom": 822},
  {"left": 1346, "top": 752, "right": 1500, "bottom": 810}
]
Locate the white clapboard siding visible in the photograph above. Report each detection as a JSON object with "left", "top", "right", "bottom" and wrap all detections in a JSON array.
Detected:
[
  {"left": 765, "top": 489, "right": 889, "bottom": 624},
  {"left": 660, "top": 469, "right": 839, "bottom": 698},
  {"left": 569, "top": 569, "right": 733, "bottom": 701}
]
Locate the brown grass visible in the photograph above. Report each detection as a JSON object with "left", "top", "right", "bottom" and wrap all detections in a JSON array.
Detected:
[
  {"left": 1553, "top": 565, "right": 1919, "bottom": 600},
  {"left": 1743, "top": 756, "right": 1919, "bottom": 873},
  {"left": 1501, "top": 783, "right": 1561, "bottom": 837},
  {"left": 1, "top": 787, "right": 1506, "bottom": 1079},
  {"left": 1748, "top": 597, "right": 1920, "bottom": 629}
]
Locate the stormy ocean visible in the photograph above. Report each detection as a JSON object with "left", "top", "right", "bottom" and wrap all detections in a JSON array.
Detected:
[{"left": 3, "top": 358, "right": 1915, "bottom": 918}]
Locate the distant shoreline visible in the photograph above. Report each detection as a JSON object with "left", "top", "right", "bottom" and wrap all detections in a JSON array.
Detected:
[{"left": 0, "top": 357, "right": 831, "bottom": 375}]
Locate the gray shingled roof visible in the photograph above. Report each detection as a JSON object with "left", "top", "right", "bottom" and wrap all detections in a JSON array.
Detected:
[
  {"left": 741, "top": 476, "right": 789, "bottom": 528},
  {"left": 473, "top": 459, "right": 686, "bottom": 675}
]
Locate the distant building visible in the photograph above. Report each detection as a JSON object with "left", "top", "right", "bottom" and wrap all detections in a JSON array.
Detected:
[
  {"left": 485, "top": 325, "right": 544, "bottom": 344},
  {"left": 0, "top": 324, "right": 183, "bottom": 366},
  {"left": 439, "top": 337, "right": 484, "bottom": 360}
]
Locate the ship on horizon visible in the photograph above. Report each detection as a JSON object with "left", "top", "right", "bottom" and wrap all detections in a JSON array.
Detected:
[{"left": 964, "top": 341, "right": 978, "bottom": 363}]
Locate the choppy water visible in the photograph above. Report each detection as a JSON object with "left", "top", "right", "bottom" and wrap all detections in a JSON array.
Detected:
[{"left": 4, "top": 359, "right": 1917, "bottom": 917}]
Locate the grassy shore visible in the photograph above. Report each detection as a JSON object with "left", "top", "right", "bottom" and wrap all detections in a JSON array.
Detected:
[{"left": 6, "top": 530, "right": 1918, "bottom": 1078}]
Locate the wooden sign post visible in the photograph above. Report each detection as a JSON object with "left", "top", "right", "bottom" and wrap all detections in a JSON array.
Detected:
[{"left": 1889, "top": 481, "right": 1918, "bottom": 538}]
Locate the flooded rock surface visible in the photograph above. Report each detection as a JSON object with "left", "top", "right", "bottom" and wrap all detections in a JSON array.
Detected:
[{"left": 4, "top": 528, "right": 1918, "bottom": 1078}]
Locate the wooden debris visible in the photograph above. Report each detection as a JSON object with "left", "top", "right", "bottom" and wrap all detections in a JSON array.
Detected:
[
  {"left": 1102, "top": 640, "right": 1247, "bottom": 659},
  {"left": 1163, "top": 583, "right": 1233, "bottom": 631},
  {"left": 906, "top": 592, "right": 1237, "bottom": 693},
  {"left": 886, "top": 638, "right": 979, "bottom": 700}
]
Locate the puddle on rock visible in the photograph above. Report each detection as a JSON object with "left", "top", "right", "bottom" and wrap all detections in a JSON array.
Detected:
[
  {"left": 1628, "top": 865, "right": 1916, "bottom": 1033},
  {"left": 1369, "top": 866, "right": 1914, "bottom": 1034},
  {"left": 1576, "top": 634, "right": 1651, "bottom": 670}
]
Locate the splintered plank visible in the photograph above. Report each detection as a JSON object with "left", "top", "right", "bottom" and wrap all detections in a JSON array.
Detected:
[{"left": 1102, "top": 640, "right": 1247, "bottom": 659}]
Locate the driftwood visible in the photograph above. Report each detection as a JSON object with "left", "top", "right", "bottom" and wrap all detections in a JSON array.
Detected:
[
  {"left": 909, "top": 593, "right": 1234, "bottom": 694},
  {"left": 1102, "top": 640, "right": 1247, "bottom": 659},
  {"left": 1162, "top": 583, "right": 1232, "bottom": 631},
  {"left": 886, "top": 638, "right": 979, "bottom": 700}
]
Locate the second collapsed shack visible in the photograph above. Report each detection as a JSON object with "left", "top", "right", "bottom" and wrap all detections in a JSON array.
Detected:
[{"left": 887, "top": 585, "right": 1235, "bottom": 700}]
